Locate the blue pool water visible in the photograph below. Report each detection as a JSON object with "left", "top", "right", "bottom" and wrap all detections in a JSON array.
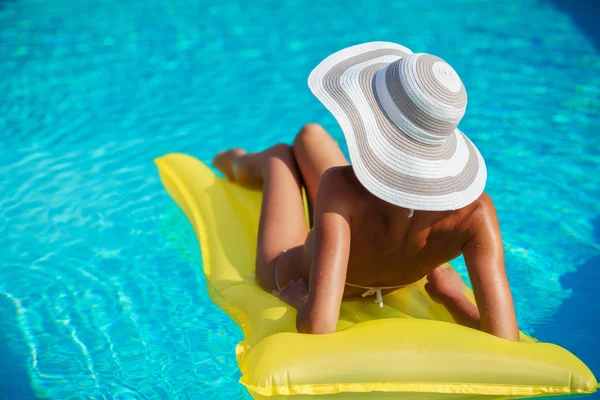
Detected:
[{"left": 1, "top": 0, "right": 599, "bottom": 398}]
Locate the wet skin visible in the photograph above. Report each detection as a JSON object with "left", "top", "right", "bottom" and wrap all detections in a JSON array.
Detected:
[{"left": 213, "top": 123, "right": 518, "bottom": 340}]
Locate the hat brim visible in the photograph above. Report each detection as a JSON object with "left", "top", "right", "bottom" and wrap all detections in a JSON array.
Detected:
[{"left": 308, "top": 42, "right": 487, "bottom": 211}]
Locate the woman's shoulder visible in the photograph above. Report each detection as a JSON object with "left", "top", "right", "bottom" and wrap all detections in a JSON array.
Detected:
[
  {"left": 319, "top": 165, "right": 367, "bottom": 199},
  {"left": 315, "top": 166, "right": 376, "bottom": 224}
]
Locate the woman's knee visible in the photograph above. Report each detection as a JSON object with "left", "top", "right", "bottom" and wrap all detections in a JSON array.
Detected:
[
  {"left": 261, "top": 143, "right": 303, "bottom": 184},
  {"left": 293, "top": 123, "right": 329, "bottom": 152},
  {"left": 263, "top": 143, "right": 295, "bottom": 169}
]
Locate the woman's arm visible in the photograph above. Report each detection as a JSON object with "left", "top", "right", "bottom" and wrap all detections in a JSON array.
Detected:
[
  {"left": 295, "top": 169, "right": 351, "bottom": 334},
  {"left": 425, "top": 266, "right": 481, "bottom": 330},
  {"left": 462, "top": 194, "right": 519, "bottom": 341}
]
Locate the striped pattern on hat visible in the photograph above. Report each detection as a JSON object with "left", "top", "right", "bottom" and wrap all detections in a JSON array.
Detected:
[{"left": 308, "top": 42, "right": 486, "bottom": 211}]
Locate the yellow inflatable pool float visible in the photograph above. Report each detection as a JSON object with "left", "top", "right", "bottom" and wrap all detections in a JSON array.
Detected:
[{"left": 155, "top": 153, "right": 597, "bottom": 399}]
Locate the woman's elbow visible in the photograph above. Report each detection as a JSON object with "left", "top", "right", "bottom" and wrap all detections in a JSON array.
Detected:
[
  {"left": 297, "top": 321, "right": 337, "bottom": 334},
  {"left": 296, "top": 309, "right": 337, "bottom": 334},
  {"left": 481, "top": 317, "right": 520, "bottom": 341}
]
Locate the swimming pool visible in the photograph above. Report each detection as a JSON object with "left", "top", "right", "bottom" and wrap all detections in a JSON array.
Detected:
[{"left": 1, "top": 0, "right": 598, "bottom": 398}]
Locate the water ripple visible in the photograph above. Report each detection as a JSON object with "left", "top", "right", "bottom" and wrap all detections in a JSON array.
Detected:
[{"left": 1, "top": 0, "right": 599, "bottom": 398}]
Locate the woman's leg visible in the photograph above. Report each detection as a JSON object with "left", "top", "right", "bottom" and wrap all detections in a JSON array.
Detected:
[
  {"left": 213, "top": 144, "right": 310, "bottom": 292},
  {"left": 292, "top": 123, "right": 349, "bottom": 209},
  {"left": 212, "top": 123, "right": 348, "bottom": 292}
]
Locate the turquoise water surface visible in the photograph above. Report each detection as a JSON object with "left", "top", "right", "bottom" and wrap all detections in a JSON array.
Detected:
[{"left": 1, "top": 0, "right": 599, "bottom": 398}]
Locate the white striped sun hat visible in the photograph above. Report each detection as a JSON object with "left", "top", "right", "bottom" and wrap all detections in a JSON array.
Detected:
[{"left": 308, "top": 42, "right": 487, "bottom": 211}]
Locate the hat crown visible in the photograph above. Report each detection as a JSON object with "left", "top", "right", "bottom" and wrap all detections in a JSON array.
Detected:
[
  {"left": 374, "top": 53, "right": 468, "bottom": 145},
  {"left": 308, "top": 42, "right": 486, "bottom": 211}
]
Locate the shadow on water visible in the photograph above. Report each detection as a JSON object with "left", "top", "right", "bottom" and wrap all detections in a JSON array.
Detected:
[
  {"left": 534, "top": 215, "right": 600, "bottom": 397},
  {"left": 0, "top": 0, "right": 15, "bottom": 12},
  {"left": 548, "top": 0, "right": 600, "bottom": 51},
  {"left": 0, "top": 296, "right": 39, "bottom": 400}
]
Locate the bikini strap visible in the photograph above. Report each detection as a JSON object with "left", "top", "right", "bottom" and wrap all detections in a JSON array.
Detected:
[
  {"left": 375, "top": 287, "right": 383, "bottom": 308},
  {"left": 352, "top": 285, "right": 385, "bottom": 308}
]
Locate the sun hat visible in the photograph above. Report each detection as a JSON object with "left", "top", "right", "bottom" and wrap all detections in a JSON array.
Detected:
[{"left": 308, "top": 42, "right": 486, "bottom": 211}]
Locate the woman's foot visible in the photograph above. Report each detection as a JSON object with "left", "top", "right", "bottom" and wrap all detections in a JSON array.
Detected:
[
  {"left": 213, "top": 148, "right": 247, "bottom": 181},
  {"left": 213, "top": 148, "right": 267, "bottom": 189}
]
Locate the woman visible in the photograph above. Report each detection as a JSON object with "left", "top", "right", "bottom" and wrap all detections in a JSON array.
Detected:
[{"left": 213, "top": 42, "right": 519, "bottom": 340}]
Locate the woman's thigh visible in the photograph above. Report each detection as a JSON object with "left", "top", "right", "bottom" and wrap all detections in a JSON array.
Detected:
[
  {"left": 292, "top": 123, "right": 349, "bottom": 208},
  {"left": 254, "top": 145, "right": 309, "bottom": 292}
]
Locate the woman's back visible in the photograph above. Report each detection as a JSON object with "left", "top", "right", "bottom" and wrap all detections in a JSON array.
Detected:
[
  {"left": 318, "top": 165, "right": 479, "bottom": 297},
  {"left": 213, "top": 40, "right": 519, "bottom": 339}
]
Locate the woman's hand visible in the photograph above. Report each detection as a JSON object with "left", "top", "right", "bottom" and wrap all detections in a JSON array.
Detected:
[
  {"left": 425, "top": 266, "right": 481, "bottom": 330},
  {"left": 273, "top": 279, "right": 309, "bottom": 309},
  {"left": 425, "top": 266, "right": 466, "bottom": 303}
]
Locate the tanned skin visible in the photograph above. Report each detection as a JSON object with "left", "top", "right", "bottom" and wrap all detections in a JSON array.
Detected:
[{"left": 213, "top": 123, "right": 519, "bottom": 341}]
